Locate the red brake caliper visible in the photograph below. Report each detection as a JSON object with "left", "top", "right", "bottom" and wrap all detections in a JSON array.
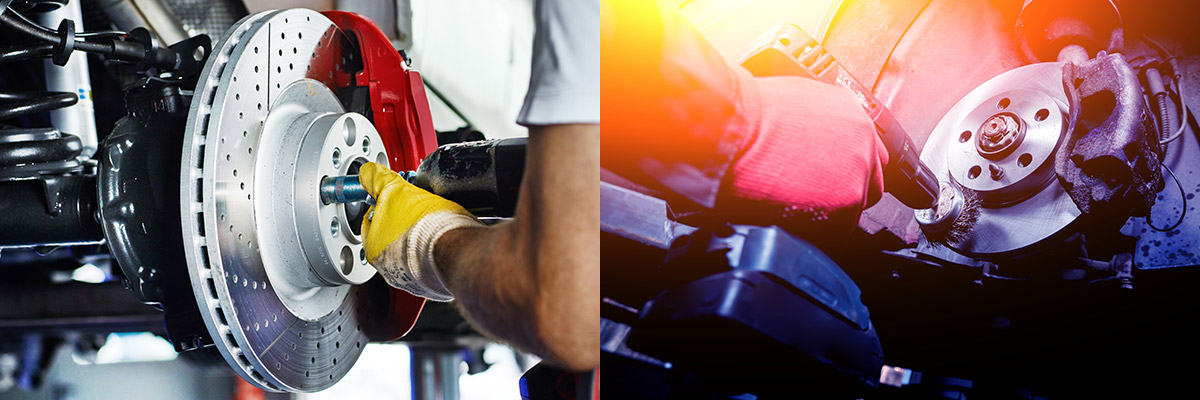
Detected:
[{"left": 324, "top": 11, "right": 438, "bottom": 341}]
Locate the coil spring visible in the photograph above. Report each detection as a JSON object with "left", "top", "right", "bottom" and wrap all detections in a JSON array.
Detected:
[
  {"left": 0, "top": 46, "right": 79, "bottom": 122},
  {"left": 0, "top": 7, "right": 83, "bottom": 168}
]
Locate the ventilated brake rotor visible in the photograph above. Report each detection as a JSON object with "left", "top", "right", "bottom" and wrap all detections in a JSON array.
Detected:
[
  {"left": 179, "top": 9, "right": 390, "bottom": 392},
  {"left": 920, "top": 63, "right": 1082, "bottom": 256}
]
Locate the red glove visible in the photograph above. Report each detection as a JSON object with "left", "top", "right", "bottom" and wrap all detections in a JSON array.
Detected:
[
  {"left": 719, "top": 73, "right": 889, "bottom": 242},
  {"left": 601, "top": 0, "right": 887, "bottom": 244}
]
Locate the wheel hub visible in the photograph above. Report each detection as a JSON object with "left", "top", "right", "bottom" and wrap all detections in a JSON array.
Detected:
[
  {"left": 255, "top": 80, "right": 388, "bottom": 321},
  {"left": 976, "top": 112, "right": 1023, "bottom": 157},
  {"left": 919, "top": 62, "right": 1081, "bottom": 256}
]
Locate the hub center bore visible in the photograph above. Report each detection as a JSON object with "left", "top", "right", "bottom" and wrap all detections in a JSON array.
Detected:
[{"left": 977, "top": 112, "right": 1025, "bottom": 158}]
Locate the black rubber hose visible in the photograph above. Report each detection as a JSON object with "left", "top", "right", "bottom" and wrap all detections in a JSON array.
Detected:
[
  {"left": 0, "top": 91, "right": 78, "bottom": 120},
  {"left": 0, "top": 12, "right": 114, "bottom": 54},
  {"left": 0, "top": 43, "right": 54, "bottom": 63},
  {"left": 0, "top": 10, "right": 60, "bottom": 42},
  {"left": 1, "top": 9, "right": 184, "bottom": 69}
]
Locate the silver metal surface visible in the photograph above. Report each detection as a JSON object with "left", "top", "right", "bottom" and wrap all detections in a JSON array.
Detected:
[
  {"left": 600, "top": 180, "right": 698, "bottom": 250},
  {"left": 164, "top": 0, "right": 245, "bottom": 39},
  {"left": 180, "top": 9, "right": 376, "bottom": 392},
  {"left": 914, "top": 182, "right": 964, "bottom": 232},
  {"left": 411, "top": 347, "right": 463, "bottom": 400},
  {"left": 919, "top": 62, "right": 1081, "bottom": 256},
  {"left": 320, "top": 175, "right": 373, "bottom": 205},
  {"left": 279, "top": 105, "right": 385, "bottom": 287},
  {"left": 946, "top": 89, "right": 1062, "bottom": 206},
  {"left": 97, "top": 0, "right": 190, "bottom": 45}
]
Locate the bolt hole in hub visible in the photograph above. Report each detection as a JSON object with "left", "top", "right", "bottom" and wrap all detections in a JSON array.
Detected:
[
  {"left": 1035, "top": 108, "right": 1050, "bottom": 121},
  {"left": 339, "top": 246, "right": 354, "bottom": 275},
  {"left": 342, "top": 117, "right": 357, "bottom": 146},
  {"left": 344, "top": 159, "right": 368, "bottom": 236},
  {"left": 1018, "top": 153, "right": 1033, "bottom": 167}
]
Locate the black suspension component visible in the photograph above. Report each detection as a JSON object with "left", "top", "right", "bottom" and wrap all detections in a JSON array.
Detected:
[
  {"left": 0, "top": 43, "right": 53, "bottom": 63},
  {"left": 0, "top": 1, "right": 212, "bottom": 74},
  {"left": 0, "top": 173, "right": 103, "bottom": 247},
  {"left": 0, "top": 128, "right": 81, "bottom": 169},
  {"left": 0, "top": 90, "right": 76, "bottom": 121},
  {"left": 0, "top": 3, "right": 84, "bottom": 175},
  {"left": 0, "top": 0, "right": 209, "bottom": 181},
  {"left": 0, "top": 11, "right": 76, "bottom": 124},
  {"left": 0, "top": 2, "right": 80, "bottom": 165}
]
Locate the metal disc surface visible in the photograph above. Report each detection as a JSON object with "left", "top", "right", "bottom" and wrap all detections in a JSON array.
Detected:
[
  {"left": 180, "top": 9, "right": 376, "bottom": 392},
  {"left": 920, "top": 62, "right": 1081, "bottom": 256}
]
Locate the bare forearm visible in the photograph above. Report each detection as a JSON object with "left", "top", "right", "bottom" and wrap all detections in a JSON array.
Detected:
[
  {"left": 433, "top": 124, "right": 600, "bottom": 370},
  {"left": 434, "top": 222, "right": 543, "bottom": 356}
]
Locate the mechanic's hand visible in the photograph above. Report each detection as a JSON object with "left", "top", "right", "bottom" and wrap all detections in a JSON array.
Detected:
[
  {"left": 359, "top": 162, "right": 481, "bottom": 301},
  {"left": 720, "top": 75, "right": 889, "bottom": 246}
]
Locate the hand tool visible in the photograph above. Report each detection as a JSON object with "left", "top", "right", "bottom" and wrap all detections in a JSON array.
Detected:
[
  {"left": 320, "top": 137, "right": 526, "bottom": 218},
  {"left": 740, "top": 23, "right": 980, "bottom": 243}
]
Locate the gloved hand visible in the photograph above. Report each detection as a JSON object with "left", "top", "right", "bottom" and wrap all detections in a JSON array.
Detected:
[
  {"left": 359, "top": 162, "right": 482, "bottom": 301},
  {"left": 719, "top": 74, "right": 888, "bottom": 242},
  {"left": 601, "top": 0, "right": 886, "bottom": 246}
]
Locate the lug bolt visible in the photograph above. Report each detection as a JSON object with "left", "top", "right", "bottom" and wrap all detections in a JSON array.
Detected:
[{"left": 989, "top": 164, "right": 1004, "bottom": 180}]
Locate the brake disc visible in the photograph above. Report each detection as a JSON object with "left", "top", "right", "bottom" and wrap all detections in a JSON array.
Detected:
[
  {"left": 919, "top": 62, "right": 1081, "bottom": 256},
  {"left": 179, "top": 9, "right": 393, "bottom": 392}
]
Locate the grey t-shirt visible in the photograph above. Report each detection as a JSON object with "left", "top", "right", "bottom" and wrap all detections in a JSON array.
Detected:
[{"left": 517, "top": 0, "right": 600, "bottom": 126}]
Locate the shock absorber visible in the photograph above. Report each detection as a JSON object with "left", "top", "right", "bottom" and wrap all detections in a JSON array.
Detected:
[
  {"left": 38, "top": 0, "right": 98, "bottom": 159},
  {"left": 0, "top": 1, "right": 207, "bottom": 125},
  {"left": 0, "top": 2, "right": 88, "bottom": 173}
]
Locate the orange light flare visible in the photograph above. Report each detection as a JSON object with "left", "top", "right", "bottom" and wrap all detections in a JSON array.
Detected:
[{"left": 600, "top": 0, "right": 853, "bottom": 184}]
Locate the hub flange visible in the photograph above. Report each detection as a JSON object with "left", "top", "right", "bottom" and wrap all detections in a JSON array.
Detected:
[{"left": 919, "top": 63, "right": 1081, "bottom": 256}]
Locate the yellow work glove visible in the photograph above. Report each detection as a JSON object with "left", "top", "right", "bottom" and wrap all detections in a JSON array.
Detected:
[{"left": 359, "top": 162, "right": 480, "bottom": 301}]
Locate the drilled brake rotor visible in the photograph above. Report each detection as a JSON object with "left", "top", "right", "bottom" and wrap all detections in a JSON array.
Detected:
[
  {"left": 920, "top": 62, "right": 1082, "bottom": 256},
  {"left": 180, "top": 9, "right": 388, "bottom": 392}
]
